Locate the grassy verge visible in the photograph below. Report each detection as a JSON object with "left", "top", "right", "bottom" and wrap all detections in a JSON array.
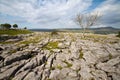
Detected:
[{"left": 0, "top": 29, "right": 32, "bottom": 35}]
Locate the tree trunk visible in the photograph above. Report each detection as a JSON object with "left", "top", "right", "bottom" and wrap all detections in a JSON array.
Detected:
[{"left": 82, "top": 28, "right": 86, "bottom": 38}]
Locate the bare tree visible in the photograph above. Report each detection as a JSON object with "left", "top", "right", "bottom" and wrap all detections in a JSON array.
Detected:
[{"left": 75, "top": 12, "right": 101, "bottom": 37}]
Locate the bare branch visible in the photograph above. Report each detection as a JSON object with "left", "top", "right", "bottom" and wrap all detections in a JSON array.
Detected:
[
  {"left": 74, "top": 11, "right": 101, "bottom": 37},
  {"left": 75, "top": 11, "right": 101, "bottom": 29}
]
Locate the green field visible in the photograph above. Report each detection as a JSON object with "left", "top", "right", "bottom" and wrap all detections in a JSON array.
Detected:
[{"left": 0, "top": 29, "right": 32, "bottom": 35}]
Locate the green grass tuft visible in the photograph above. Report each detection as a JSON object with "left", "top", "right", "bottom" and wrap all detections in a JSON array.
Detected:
[
  {"left": 43, "top": 41, "right": 59, "bottom": 50},
  {"left": 9, "top": 49, "right": 17, "bottom": 54},
  {"left": 0, "top": 41, "right": 14, "bottom": 44},
  {"left": 56, "top": 65, "right": 63, "bottom": 70},
  {"left": 63, "top": 60, "right": 73, "bottom": 68},
  {"left": 79, "top": 48, "right": 84, "bottom": 59},
  {"left": 20, "top": 36, "right": 41, "bottom": 45},
  {"left": 0, "top": 29, "right": 32, "bottom": 35},
  {"left": 109, "top": 54, "right": 113, "bottom": 59},
  {"left": 116, "top": 31, "right": 120, "bottom": 38}
]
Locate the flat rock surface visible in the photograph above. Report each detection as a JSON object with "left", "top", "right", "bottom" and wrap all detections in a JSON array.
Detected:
[{"left": 0, "top": 32, "right": 120, "bottom": 80}]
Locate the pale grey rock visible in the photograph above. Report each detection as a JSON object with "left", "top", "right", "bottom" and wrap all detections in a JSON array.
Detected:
[
  {"left": 45, "top": 53, "right": 54, "bottom": 68},
  {"left": 53, "top": 60, "right": 67, "bottom": 68},
  {"left": 28, "top": 43, "right": 36, "bottom": 50},
  {"left": 24, "top": 71, "right": 40, "bottom": 80},
  {"left": 56, "top": 53, "right": 67, "bottom": 61},
  {"left": 0, "top": 33, "right": 120, "bottom": 80},
  {"left": 0, "top": 61, "right": 25, "bottom": 80},
  {"left": 96, "top": 56, "right": 120, "bottom": 74},
  {"left": 91, "top": 70, "right": 108, "bottom": 80},
  {"left": 62, "top": 49, "right": 70, "bottom": 54},
  {"left": 34, "top": 64, "right": 44, "bottom": 72},
  {"left": 1, "top": 61, "right": 20, "bottom": 72},
  {"left": 94, "top": 48, "right": 110, "bottom": 60},
  {"left": 60, "top": 68, "right": 72, "bottom": 77},
  {"left": 0, "top": 61, "right": 3, "bottom": 68},
  {"left": 38, "top": 38, "right": 49, "bottom": 47},
  {"left": 107, "top": 56, "right": 120, "bottom": 66},
  {"left": 58, "top": 43, "right": 65, "bottom": 49},
  {"left": 49, "top": 69, "right": 61, "bottom": 80},
  {"left": 108, "top": 73, "right": 120, "bottom": 80},
  {"left": 83, "top": 51, "right": 98, "bottom": 65},
  {"left": 1, "top": 50, "right": 10, "bottom": 58},
  {"left": 13, "top": 70, "right": 30, "bottom": 80},
  {"left": 104, "top": 44, "right": 119, "bottom": 57},
  {"left": 64, "top": 76, "right": 79, "bottom": 80},
  {"left": 71, "top": 60, "right": 81, "bottom": 70},
  {"left": 36, "top": 53, "right": 47, "bottom": 66},
  {"left": 52, "top": 49, "right": 61, "bottom": 53},
  {"left": 49, "top": 69, "right": 65, "bottom": 80},
  {"left": 64, "top": 41, "right": 71, "bottom": 46},
  {"left": 33, "top": 47, "right": 40, "bottom": 51},
  {"left": 79, "top": 59, "right": 93, "bottom": 80},
  {"left": 96, "top": 62, "right": 116, "bottom": 73},
  {"left": 19, "top": 57, "right": 37, "bottom": 71},
  {"left": 41, "top": 69, "right": 50, "bottom": 80},
  {"left": 69, "top": 42, "right": 81, "bottom": 59},
  {"left": 68, "top": 71, "right": 77, "bottom": 77},
  {"left": 5, "top": 38, "right": 21, "bottom": 42},
  {"left": 50, "top": 39, "right": 65, "bottom": 42},
  {"left": 4, "top": 51, "right": 32, "bottom": 65}
]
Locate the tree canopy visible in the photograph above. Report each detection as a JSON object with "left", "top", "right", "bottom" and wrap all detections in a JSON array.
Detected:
[
  {"left": 13, "top": 24, "right": 18, "bottom": 29},
  {"left": 0, "top": 23, "right": 11, "bottom": 29}
]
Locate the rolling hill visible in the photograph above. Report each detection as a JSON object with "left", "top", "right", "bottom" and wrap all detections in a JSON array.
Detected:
[{"left": 30, "top": 27, "right": 120, "bottom": 34}]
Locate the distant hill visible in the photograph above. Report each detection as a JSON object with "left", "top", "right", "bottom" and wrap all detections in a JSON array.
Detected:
[
  {"left": 90, "top": 27, "right": 120, "bottom": 34},
  {"left": 30, "top": 27, "right": 120, "bottom": 34},
  {"left": 89, "top": 27, "right": 117, "bottom": 30}
]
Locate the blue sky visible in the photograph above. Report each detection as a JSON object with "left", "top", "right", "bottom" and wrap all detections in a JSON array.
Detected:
[{"left": 0, "top": 0, "right": 120, "bottom": 29}]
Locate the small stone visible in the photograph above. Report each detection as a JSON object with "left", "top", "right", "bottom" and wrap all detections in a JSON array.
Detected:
[
  {"left": 52, "top": 49, "right": 61, "bottom": 53},
  {"left": 58, "top": 43, "right": 66, "bottom": 49}
]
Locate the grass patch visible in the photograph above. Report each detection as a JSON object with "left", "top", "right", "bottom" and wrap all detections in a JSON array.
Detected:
[
  {"left": 50, "top": 31, "right": 58, "bottom": 36},
  {"left": 63, "top": 60, "right": 73, "bottom": 68},
  {"left": 0, "top": 29, "right": 32, "bottom": 35},
  {"left": 68, "top": 33, "right": 76, "bottom": 41},
  {"left": 0, "top": 41, "right": 14, "bottom": 44},
  {"left": 116, "top": 31, "right": 120, "bottom": 38},
  {"left": 56, "top": 65, "right": 63, "bottom": 70},
  {"left": 20, "top": 36, "right": 41, "bottom": 45},
  {"left": 9, "top": 49, "right": 17, "bottom": 54},
  {"left": 50, "top": 66, "right": 55, "bottom": 70},
  {"left": 79, "top": 48, "right": 84, "bottom": 59},
  {"left": 20, "top": 40, "right": 38, "bottom": 45},
  {"left": 43, "top": 41, "right": 59, "bottom": 50},
  {"left": 81, "top": 34, "right": 108, "bottom": 42},
  {"left": 20, "top": 40, "right": 36, "bottom": 45},
  {"left": 109, "top": 54, "right": 113, "bottom": 59}
]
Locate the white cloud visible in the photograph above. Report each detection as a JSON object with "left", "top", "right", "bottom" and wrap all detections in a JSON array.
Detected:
[
  {"left": 93, "top": 0, "right": 120, "bottom": 28},
  {"left": 0, "top": 0, "right": 93, "bottom": 28}
]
